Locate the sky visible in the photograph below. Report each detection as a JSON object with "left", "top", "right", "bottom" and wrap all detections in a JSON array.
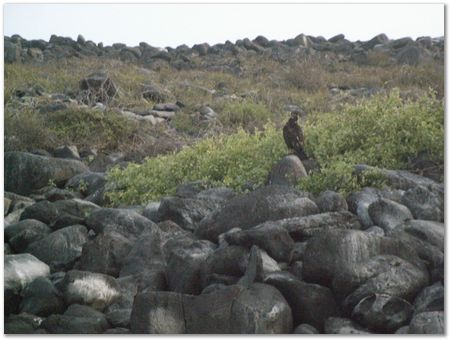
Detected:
[{"left": 3, "top": 3, "right": 445, "bottom": 48}]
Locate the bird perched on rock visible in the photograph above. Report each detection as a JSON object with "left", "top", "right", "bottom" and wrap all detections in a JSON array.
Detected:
[{"left": 283, "top": 110, "right": 308, "bottom": 160}]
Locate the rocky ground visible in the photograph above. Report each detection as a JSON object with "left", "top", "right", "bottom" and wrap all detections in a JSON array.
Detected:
[
  {"left": 3, "top": 32, "right": 445, "bottom": 334},
  {"left": 4, "top": 149, "right": 444, "bottom": 334}
]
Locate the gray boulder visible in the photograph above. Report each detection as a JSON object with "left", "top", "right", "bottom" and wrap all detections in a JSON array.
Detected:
[
  {"left": 324, "top": 317, "right": 371, "bottom": 334},
  {"left": 20, "top": 198, "right": 99, "bottom": 229},
  {"left": 5, "top": 313, "right": 44, "bottom": 334},
  {"left": 302, "top": 229, "right": 428, "bottom": 296},
  {"left": 413, "top": 282, "right": 444, "bottom": 314},
  {"left": 19, "top": 277, "right": 65, "bottom": 317},
  {"left": 408, "top": 311, "right": 444, "bottom": 334},
  {"left": 53, "top": 145, "right": 81, "bottom": 160},
  {"left": 183, "top": 286, "right": 243, "bottom": 333},
  {"left": 368, "top": 198, "right": 413, "bottom": 232},
  {"left": 340, "top": 255, "right": 429, "bottom": 313},
  {"left": 5, "top": 219, "right": 52, "bottom": 253},
  {"left": 86, "top": 208, "right": 156, "bottom": 240},
  {"left": 201, "top": 245, "right": 248, "bottom": 286},
  {"left": 119, "top": 227, "right": 167, "bottom": 291},
  {"left": 315, "top": 190, "right": 348, "bottom": 212},
  {"left": 264, "top": 271, "right": 338, "bottom": 331},
  {"left": 401, "top": 186, "right": 443, "bottom": 222},
  {"left": 196, "top": 185, "right": 319, "bottom": 242},
  {"left": 224, "top": 221, "right": 294, "bottom": 262},
  {"left": 275, "top": 211, "right": 361, "bottom": 241},
  {"left": 351, "top": 293, "right": 413, "bottom": 333},
  {"left": 157, "top": 195, "right": 224, "bottom": 232},
  {"left": 230, "top": 283, "right": 293, "bottom": 333},
  {"left": 5, "top": 152, "right": 88, "bottom": 196},
  {"left": 5, "top": 40, "right": 21, "bottom": 63},
  {"left": 397, "top": 45, "right": 420, "bottom": 66},
  {"left": 42, "top": 304, "right": 110, "bottom": 334},
  {"left": 78, "top": 231, "right": 134, "bottom": 276},
  {"left": 166, "top": 236, "right": 216, "bottom": 294},
  {"left": 65, "top": 172, "right": 106, "bottom": 197},
  {"left": 130, "top": 290, "right": 185, "bottom": 334},
  {"left": 60, "top": 270, "right": 120, "bottom": 311},
  {"left": 267, "top": 155, "right": 307, "bottom": 186},
  {"left": 5, "top": 254, "right": 50, "bottom": 293},
  {"left": 294, "top": 324, "right": 319, "bottom": 334},
  {"left": 5, "top": 254, "right": 50, "bottom": 315},
  {"left": 25, "top": 225, "right": 88, "bottom": 270},
  {"left": 354, "top": 165, "right": 443, "bottom": 194},
  {"left": 105, "top": 275, "right": 139, "bottom": 313}
]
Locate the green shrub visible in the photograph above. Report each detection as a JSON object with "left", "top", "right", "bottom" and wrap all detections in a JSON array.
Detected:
[
  {"left": 299, "top": 89, "right": 444, "bottom": 194},
  {"left": 218, "top": 100, "right": 273, "bottom": 129},
  {"left": 106, "top": 124, "right": 287, "bottom": 205}
]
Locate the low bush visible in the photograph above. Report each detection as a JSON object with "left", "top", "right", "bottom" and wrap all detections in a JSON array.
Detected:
[
  {"left": 299, "top": 89, "right": 444, "bottom": 194},
  {"left": 106, "top": 124, "right": 287, "bottom": 205}
]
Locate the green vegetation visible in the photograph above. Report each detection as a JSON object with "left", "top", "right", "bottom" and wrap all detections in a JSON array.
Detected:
[
  {"left": 106, "top": 124, "right": 287, "bottom": 205},
  {"left": 299, "top": 90, "right": 444, "bottom": 194},
  {"left": 106, "top": 90, "right": 443, "bottom": 204}
]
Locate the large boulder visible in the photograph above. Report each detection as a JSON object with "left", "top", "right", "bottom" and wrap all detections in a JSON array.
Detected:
[
  {"left": 324, "top": 317, "right": 371, "bottom": 334},
  {"left": 130, "top": 283, "right": 292, "bottom": 334},
  {"left": 368, "top": 198, "right": 413, "bottom": 232},
  {"left": 165, "top": 235, "right": 216, "bottom": 294},
  {"left": 5, "top": 40, "right": 21, "bottom": 63},
  {"left": 5, "top": 219, "right": 52, "bottom": 253},
  {"left": 19, "top": 277, "right": 65, "bottom": 317},
  {"left": 60, "top": 270, "right": 120, "bottom": 311},
  {"left": 20, "top": 199, "right": 99, "bottom": 229},
  {"left": 401, "top": 186, "right": 444, "bottom": 222},
  {"left": 25, "top": 225, "right": 88, "bottom": 270},
  {"left": 229, "top": 283, "right": 293, "bottom": 334},
  {"left": 195, "top": 185, "right": 319, "bottom": 242},
  {"left": 339, "top": 255, "right": 429, "bottom": 313},
  {"left": 302, "top": 229, "right": 429, "bottom": 300},
  {"left": 5, "top": 254, "right": 50, "bottom": 293},
  {"left": 413, "top": 282, "right": 444, "bottom": 314},
  {"left": 5, "top": 313, "right": 44, "bottom": 334},
  {"left": 86, "top": 208, "right": 156, "bottom": 240},
  {"left": 397, "top": 45, "right": 420, "bottom": 66},
  {"left": 5, "top": 152, "right": 88, "bottom": 196},
  {"left": 354, "top": 165, "right": 443, "bottom": 194},
  {"left": 42, "top": 304, "right": 110, "bottom": 334},
  {"left": 157, "top": 195, "right": 224, "bottom": 232},
  {"left": 5, "top": 254, "right": 50, "bottom": 315},
  {"left": 272, "top": 211, "right": 361, "bottom": 242},
  {"left": 263, "top": 271, "right": 339, "bottom": 331},
  {"left": 267, "top": 155, "right": 307, "bottom": 186},
  {"left": 351, "top": 293, "right": 413, "bottom": 333},
  {"left": 408, "top": 311, "right": 444, "bottom": 334},
  {"left": 315, "top": 190, "right": 348, "bottom": 212},
  {"left": 119, "top": 227, "right": 167, "bottom": 291},
  {"left": 78, "top": 231, "right": 133, "bottom": 276},
  {"left": 65, "top": 172, "right": 106, "bottom": 197},
  {"left": 130, "top": 290, "right": 186, "bottom": 334},
  {"left": 201, "top": 245, "right": 248, "bottom": 286},
  {"left": 224, "top": 222, "right": 294, "bottom": 262}
]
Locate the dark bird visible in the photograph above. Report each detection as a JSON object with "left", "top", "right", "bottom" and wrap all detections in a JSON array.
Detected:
[{"left": 283, "top": 110, "right": 308, "bottom": 160}]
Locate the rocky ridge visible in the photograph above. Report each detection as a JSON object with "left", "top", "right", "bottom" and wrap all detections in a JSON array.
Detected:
[{"left": 5, "top": 33, "right": 444, "bottom": 68}]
